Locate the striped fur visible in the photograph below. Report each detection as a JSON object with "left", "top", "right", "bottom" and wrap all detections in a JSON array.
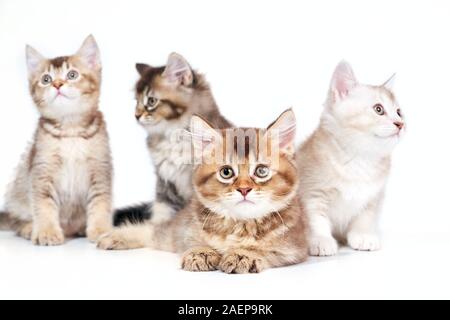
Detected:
[
  {"left": 114, "top": 53, "right": 231, "bottom": 225},
  {"left": 99, "top": 110, "right": 309, "bottom": 274},
  {"left": 3, "top": 35, "right": 113, "bottom": 245}
]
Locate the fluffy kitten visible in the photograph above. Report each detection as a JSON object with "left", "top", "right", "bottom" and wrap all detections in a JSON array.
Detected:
[
  {"left": 99, "top": 110, "right": 308, "bottom": 273},
  {"left": 0, "top": 35, "right": 113, "bottom": 245},
  {"left": 114, "top": 53, "right": 231, "bottom": 226},
  {"left": 296, "top": 61, "right": 405, "bottom": 256}
]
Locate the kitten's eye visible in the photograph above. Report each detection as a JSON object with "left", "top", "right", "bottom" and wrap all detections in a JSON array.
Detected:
[
  {"left": 41, "top": 74, "right": 53, "bottom": 86},
  {"left": 397, "top": 109, "right": 402, "bottom": 117},
  {"left": 67, "top": 70, "right": 79, "bottom": 81},
  {"left": 255, "top": 165, "right": 270, "bottom": 179},
  {"left": 146, "top": 97, "right": 159, "bottom": 109},
  {"left": 219, "top": 166, "right": 235, "bottom": 180},
  {"left": 373, "top": 104, "right": 385, "bottom": 116}
]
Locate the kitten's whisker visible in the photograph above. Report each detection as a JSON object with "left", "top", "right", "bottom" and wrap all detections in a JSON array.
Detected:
[
  {"left": 200, "top": 208, "right": 212, "bottom": 231},
  {"left": 270, "top": 205, "right": 287, "bottom": 229}
]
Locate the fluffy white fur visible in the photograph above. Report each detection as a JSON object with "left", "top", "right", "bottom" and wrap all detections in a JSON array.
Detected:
[{"left": 296, "top": 61, "right": 405, "bottom": 256}]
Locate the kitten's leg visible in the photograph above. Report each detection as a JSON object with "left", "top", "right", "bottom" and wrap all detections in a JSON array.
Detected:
[
  {"left": 181, "top": 247, "right": 221, "bottom": 272},
  {"left": 86, "top": 165, "right": 113, "bottom": 242},
  {"left": 219, "top": 249, "right": 268, "bottom": 274},
  {"left": 347, "top": 200, "right": 381, "bottom": 251},
  {"left": 308, "top": 214, "right": 338, "bottom": 256},
  {"left": 97, "top": 224, "right": 154, "bottom": 250},
  {"left": 31, "top": 170, "right": 64, "bottom": 246},
  {"left": 16, "top": 221, "right": 33, "bottom": 240},
  {"left": 306, "top": 196, "right": 338, "bottom": 256},
  {"left": 152, "top": 178, "right": 183, "bottom": 224}
]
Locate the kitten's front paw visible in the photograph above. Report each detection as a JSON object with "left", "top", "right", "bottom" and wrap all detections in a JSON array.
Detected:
[
  {"left": 181, "top": 247, "right": 221, "bottom": 272},
  {"left": 309, "top": 236, "right": 338, "bottom": 256},
  {"left": 32, "top": 225, "right": 65, "bottom": 246},
  {"left": 87, "top": 225, "right": 112, "bottom": 242},
  {"left": 347, "top": 232, "right": 381, "bottom": 251},
  {"left": 17, "top": 222, "right": 33, "bottom": 240},
  {"left": 219, "top": 251, "right": 265, "bottom": 274},
  {"left": 97, "top": 230, "right": 130, "bottom": 250}
]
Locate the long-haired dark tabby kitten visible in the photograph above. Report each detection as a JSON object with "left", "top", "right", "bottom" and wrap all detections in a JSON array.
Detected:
[
  {"left": 99, "top": 110, "right": 309, "bottom": 273},
  {"left": 114, "top": 53, "right": 231, "bottom": 226}
]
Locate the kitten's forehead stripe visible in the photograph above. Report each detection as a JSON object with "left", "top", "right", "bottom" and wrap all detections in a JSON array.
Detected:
[
  {"left": 222, "top": 128, "right": 268, "bottom": 164},
  {"left": 136, "top": 66, "right": 165, "bottom": 94},
  {"left": 50, "top": 56, "right": 69, "bottom": 68}
]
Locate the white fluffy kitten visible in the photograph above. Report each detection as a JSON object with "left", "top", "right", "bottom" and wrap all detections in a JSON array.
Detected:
[{"left": 296, "top": 61, "right": 405, "bottom": 256}]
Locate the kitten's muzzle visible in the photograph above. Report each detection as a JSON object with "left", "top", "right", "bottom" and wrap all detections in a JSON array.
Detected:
[
  {"left": 237, "top": 188, "right": 252, "bottom": 197},
  {"left": 394, "top": 121, "right": 404, "bottom": 130},
  {"left": 135, "top": 110, "right": 145, "bottom": 121},
  {"left": 52, "top": 80, "right": 65, "bottom": 90}
]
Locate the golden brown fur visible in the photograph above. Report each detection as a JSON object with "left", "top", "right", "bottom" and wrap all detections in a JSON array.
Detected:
[
  {"left": 1, "top": 35, "right": 113, "bottom": 245},
  {"left": 98, "top": 110, "right": 308, "bottom": 273}
]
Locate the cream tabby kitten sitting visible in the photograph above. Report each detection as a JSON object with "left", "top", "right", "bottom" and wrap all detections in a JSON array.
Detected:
[
  {"left": 0, "top": 35, "right": 112, "bottom": 245},
  {"left": 297, "top": 61, "right": 405, "bottom": 256}
]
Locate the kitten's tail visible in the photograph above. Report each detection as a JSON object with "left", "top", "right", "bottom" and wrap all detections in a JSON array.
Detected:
[
  {"left": 113, "top": 203, "right": 153, "bottom": 227},
  {"left": 99, "top": 218, "right": 179, "bottom": 252},
  {"left": 0, "top": 211, "right": 12, "bottom": 230}
]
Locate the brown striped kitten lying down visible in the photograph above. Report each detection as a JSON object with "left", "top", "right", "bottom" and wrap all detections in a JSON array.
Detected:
[
  {"left": 0, "top": 35, "right": 113, "bottom": 245},
  {"left": 98, "top": 110, "right": 308, "bottom": 273},
  {"left": 114, "top": 53, "right": 231, "bottom": 226}
]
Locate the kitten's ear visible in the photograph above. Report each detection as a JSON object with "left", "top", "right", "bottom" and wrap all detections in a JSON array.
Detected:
[
  {"left": 330, "top": 60, "right": 358, "bottom": 101},
  {"left": 382, "top": 73, "right": 396, "bottom": 91},
  {"left": 76, "top": 35, "right": 101, "bottom": 70},
  {"left": 26, "top": 45, "right": 45, "bottom": 75},
  {"left": 136, "top": 63, "right": 151, "bottom": 76},
  {"left": 163, "top": 52, "right": 194, "bottom": 86},
  {"left": 190, "top": 115, "right": 222, "bottom": 152},
  {"left": 267, "top": 109, "right": 297, "bottom": 156}
]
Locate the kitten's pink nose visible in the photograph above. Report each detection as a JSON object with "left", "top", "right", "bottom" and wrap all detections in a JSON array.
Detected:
[
  {"left": 53, "top": 80, "right": 65, "bottom": 90},
  {"left": 237, "top": 188, "right": 252, "bottom": 197},
  {"left": 394, "top": 121, "right": 404, "bottom": 130}
]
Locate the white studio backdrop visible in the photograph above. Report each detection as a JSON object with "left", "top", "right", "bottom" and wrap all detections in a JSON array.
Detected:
[{"left": 0, "top": 0, "right": 449, "bottom": 299}]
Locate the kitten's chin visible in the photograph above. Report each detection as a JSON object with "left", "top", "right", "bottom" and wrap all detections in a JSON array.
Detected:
[
  {"left": 40, "top": 98, "right": 96, "bottom": 120},
  {"left": 140, "top": 120, "right": 158, "bottom": 128},
  {"left": 374, "top": 131, "right": 402, "bottom": 140},
  {"left": 141, "top": 120, "right": 169, "bottom": 136},
  {"left": 373, "top": 132, "right": 402, "bottom": 149},
  {"left": 142, "top": 117, "right": 188, "bottom": 136},
  {"left": 52, "top": 92, "right": 77, "bottom": 102},
  {"left": 207, "top": 200, "right": 285, "bottom": 221},
  {"left": 232, "top": 201, "right": 264, "bottom": 219}
]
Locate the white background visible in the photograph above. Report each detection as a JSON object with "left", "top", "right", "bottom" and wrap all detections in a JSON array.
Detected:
[{"left": 0, "top": 0, "right": 449, "bottom": 300}]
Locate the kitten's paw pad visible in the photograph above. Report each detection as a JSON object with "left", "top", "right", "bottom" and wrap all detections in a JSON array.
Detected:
[
  {"left": 219, "top": 253, "right": 264, "bottom": 274},
  {"left": 17, "top": 222, "right": 33, "bottom": 240},
  {"left": 347, "top": 233, "right": 381, "bottom": 251},
  {"left": 97, "top": 231, "right": 130, "bottom": 250},
  {"left": 87, "top": 225, "right": 112, "bottom": 242},
  {"left": 181, "top": 248, "right": 221, "bottom": 272},
  {"left": 309, "top": 236, "right": 338, "bottom": 256},
  {"left": 32, "top": 226, "right": 65, "bottom": 246}
]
